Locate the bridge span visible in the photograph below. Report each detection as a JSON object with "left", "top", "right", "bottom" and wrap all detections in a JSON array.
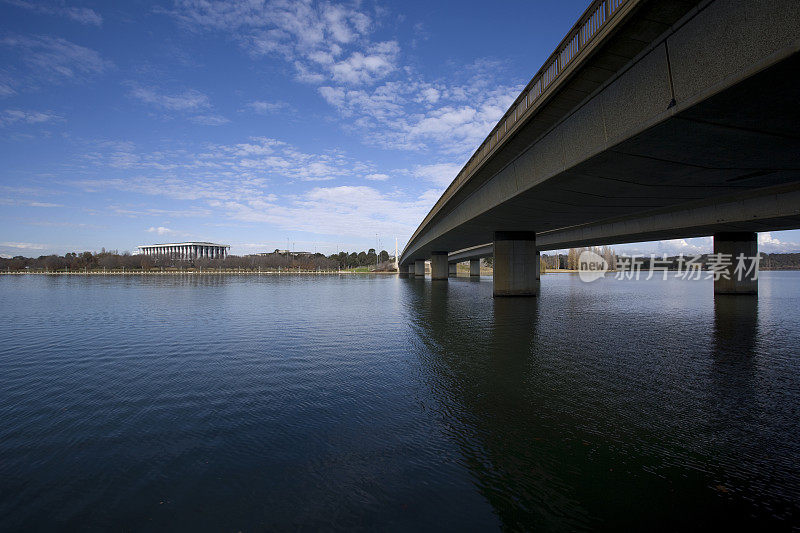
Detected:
[{"left": 400, "top": 0, "right": 800, "bottom": 295}]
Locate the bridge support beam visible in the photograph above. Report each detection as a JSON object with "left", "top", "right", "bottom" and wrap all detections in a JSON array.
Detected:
[
  {"left": 414, "top": 260, "right": 425, "bottom": 277},
  {"left": 493, "top": 231, "right": 540, "bottom": 297},
  {"left": 407, "top": 264, "right": 415, "bottom": 277},
  {"left": 470, "top": 259, "right": 481, "bottom": 277},
  {"left": 430, "top": 252, "right": 449, "bottom": 280},
  {"left": 713, "top": 232, "right": 758, "bottom": 295},
  {"left": 448, "top": 263, "right": 457, "bottom": 276}
]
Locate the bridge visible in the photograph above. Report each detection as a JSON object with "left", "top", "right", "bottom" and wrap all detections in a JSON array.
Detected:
[{"left": 399, "top": 0, "right": 800, "bottom": 295}]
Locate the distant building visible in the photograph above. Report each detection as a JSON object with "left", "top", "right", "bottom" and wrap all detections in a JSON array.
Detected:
[{"left": 137, "top": 242, "right": 229, "bottom": 260}]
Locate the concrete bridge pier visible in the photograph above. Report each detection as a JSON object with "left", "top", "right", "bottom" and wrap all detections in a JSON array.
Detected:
[
  {"left": 431, "top": 252, "right": 449, "bottom": 280},
  {"left": 414, "top": 260, "right": 426, "bottom": 278},
  {"left": 493, "top": 231, "right": 540, "bottom": 297},
  {"left": 407, "top": 264, "right": 416, "bottom": 277},
  {"left": 470, "top": 259, "right": 481, "bottom": 277},
  {"left": 713, "top": 232, "right": 758, "bottom": 295},
  {"left": 449, "top": 263, "right": 457, "bottom": 277}
]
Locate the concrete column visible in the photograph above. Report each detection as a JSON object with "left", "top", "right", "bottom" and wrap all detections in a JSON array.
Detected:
[
  {"left": 713, "top": 232, "right": 758, "bottom": 295},
  {"left": 408, "top": 264, "right": 416, "bottom": 277},
  {"left": 430, "top": 252, "right": 449, "bottom": 280},
  {"left": 493, "top": 231, "right": 540, "bottom": 297},
  {"left": 414, "top": 259, "right": 425, "bottom": 277},
  {"left": 470, "top": 259, "right": 481, "bottom": 277},
  {"left": 449, "top": 263, "right": 457, "bottom": 276}
]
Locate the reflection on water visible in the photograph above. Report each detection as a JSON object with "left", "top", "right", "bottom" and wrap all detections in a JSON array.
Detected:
[
  {"left": 406, "top": 274, "right": 798, "bottom": 530},
  {"left": 0, "top": 273, "right": 798, "bottom": 530}
]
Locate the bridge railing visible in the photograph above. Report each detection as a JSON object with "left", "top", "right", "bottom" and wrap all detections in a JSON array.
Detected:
[{"left": 404, "top": 0, "right": 635, "bottom": 259}]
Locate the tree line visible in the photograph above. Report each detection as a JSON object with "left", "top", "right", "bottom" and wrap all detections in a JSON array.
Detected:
[
  {"left": 3, "top": 248, "right": 798, "bottom": 273},
  {"left": 0, "top": 248, "right": 398, "bottom": 272}
]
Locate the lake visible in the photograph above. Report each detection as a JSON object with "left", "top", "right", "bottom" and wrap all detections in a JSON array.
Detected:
[{"left": 0, "top": 272, "right": 798, "bottom": 530}]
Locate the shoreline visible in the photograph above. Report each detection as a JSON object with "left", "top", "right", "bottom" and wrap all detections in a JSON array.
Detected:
[
  {"left": 0, "top": 270, "right": 399, "bottom": 275},
  {"left": 3, "top": 268, "right": 798, "bottom": 276}
]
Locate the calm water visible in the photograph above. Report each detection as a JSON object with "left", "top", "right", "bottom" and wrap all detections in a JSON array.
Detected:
[{"left": 0, "top": 272, "right": 798, "bottom": 531}]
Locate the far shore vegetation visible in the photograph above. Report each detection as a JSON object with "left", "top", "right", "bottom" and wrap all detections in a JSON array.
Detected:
[
  {"left": 2, "top": 247, "right": 799, "bottom": 274},
  {"left": 0, "top": 248, "right": 398, "bottom": 273}
]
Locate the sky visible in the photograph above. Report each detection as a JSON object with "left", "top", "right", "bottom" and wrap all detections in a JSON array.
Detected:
[{"left": 1, "top": 0, "right": 799, "bottom": 258}]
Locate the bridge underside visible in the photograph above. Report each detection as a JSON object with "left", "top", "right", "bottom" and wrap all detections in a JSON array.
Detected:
[{"left": 405, "top": 51, "right": 800, "bottom": 263}]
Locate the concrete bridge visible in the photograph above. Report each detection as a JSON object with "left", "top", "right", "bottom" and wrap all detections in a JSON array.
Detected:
[{"left": 399, "top": 0, "right": 800, "bottom": 295}]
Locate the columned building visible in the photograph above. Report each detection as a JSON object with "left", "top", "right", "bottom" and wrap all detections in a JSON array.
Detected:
[{"left": 137, "top": 242, "right": 230, "bottom": 260}]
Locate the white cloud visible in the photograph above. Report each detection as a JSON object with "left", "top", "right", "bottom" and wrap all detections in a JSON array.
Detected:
[
  {"left": 759, "top": 232, "right": 800, "bottom": 253},
  {"left": 219, "top": 185, "right": 439, "bottom": 239},
  {"left": 365, "top": 173, "right": 389, "bottom": 181},
  {"left": 2, "top": 0, "right": 103, "bottom": 25},
  {"left": 147, "top": 226, "right": 175, "bottom": 235},
  {"left": 412, "top": 163, "right": 462, "bottom": 187},
  {"left": 318, "top": 71, "right": 523, "bottom": 155},
  {"left": 165, "top": 0, "right": 395, "bottom": 85},
  {"left": 330, "top": 41, "right": 399, "bottom": 84}
]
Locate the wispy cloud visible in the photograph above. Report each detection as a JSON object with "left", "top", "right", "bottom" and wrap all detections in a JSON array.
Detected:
[
  {"left": 0, "top": 35, "right": 111, "bottom": 90},
  {"left": 73, "top": 136, "right": 379, "bottom": 208},
  {"left": 190, "top": 113, "right": 230, "bottom": 126},
  {"left": 0, "top": 108, "right": 62, "bottom": 126},
  {"left": 127, "top": 84, "right": 210, "bottom": 111},
  {"left": 0, "top": 241, "right": 49, "bottom": 250},
  {"left": 0, "top": 197, "right": 63, "bottom": 207},
  {"left": 2, "top": 0, "right": 103, "bottom": 26},
  {"left": 244, "top": 100, "right": 290, "bottom": 114},
  {"left": 68, "top": 135, "right": 440, "bottom": 241},
  {"left": 0, "top": 83, "right": 15, "bottom": 98}
]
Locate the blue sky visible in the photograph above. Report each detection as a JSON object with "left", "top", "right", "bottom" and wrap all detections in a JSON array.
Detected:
[{"left": 1, "top": 0, "right": 798, "bottom": 257}]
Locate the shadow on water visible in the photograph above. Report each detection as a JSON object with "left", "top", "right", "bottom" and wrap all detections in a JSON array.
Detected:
[
  {"left": 404, "top": 280, "right": 595, "bottom": 531},
  {"left": 712, "top": 294, "right": 759, "bottom": 401},
  {"left": 402, "top": 277, "right": 795, "bottom": 531}
]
